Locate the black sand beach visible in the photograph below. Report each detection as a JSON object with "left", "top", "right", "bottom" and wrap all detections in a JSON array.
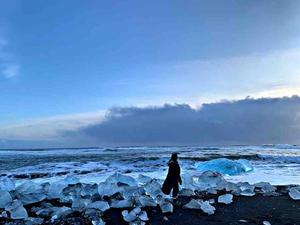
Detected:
[{"left": 1, "top": 191, "right": 299, "bottom": 225}]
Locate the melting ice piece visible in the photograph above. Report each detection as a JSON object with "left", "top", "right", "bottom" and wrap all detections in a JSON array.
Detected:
[
  {"left": 122, "top": 207, "right": 141, "bottom": 222},
  {"left": 144, "top": 180, "right": 163, "bottom": 198},
  {"left": 289, "top": 187, "right": 300, "bottom": 200},
  {"left": 106, "top": 173, "right": 137, "bottom": 186},
  {"left": 0, "top": 190, "right": 12, "bottom": 208},
  {"left": 15, "top": 181, "right": 47, "bottom": 205},
  {"left": 159, "top": 201, "right": 173, "bottom": 213},
  {"left": 98, "top": 182, "right": 121, "bottom": 197},
  {"left": 183, "top": 199, "right": 215, "bottom": 215},
  {"left": 194, "top": 171, "right": 226, "bottom": 191},
  {"left": 48, "top": 182, "right": 68, "bottom": 199},
  {"left": 137, "top": 175, "right": 152, "bottom": 184},
  {"left": 138, "top": 196, "right": 157, "bottom": 207},
  {"left": 200, "top": 201, "right": 215, "bottom": 215},
  {"left": 195, "top": 158, "right": 253, "bottom": 175},
  {"left": 0, "top": 177, "right": 15, "bottom": 192},
  {"left": 263, "top": 221, "right": 271, "bottom": 225},
  {"left": 179, "top": 188, "right": 194, "bottom": 197},
  {"left": 255, "top": 182, "right": 276, "bottom": 193},
  {"left": 50, "top": 206, "right": 72, "bottom": 222},
  {"left": 86, "top": 201, "right": 110, "bottom": 211},
  {"left": 183, "top": 199, "right": 203, "bottom": 209},
  {"left": 121, "top": 186, "right": 145, "bottom": 199},
  {"left": 139, "top": 211, "right": 149, "bottom": 221},
  {"left": 81, "top": 183, "right": 98, "bottom": 197},
  {"left": 238, "top": 182, "right": 255, "bottom": 196},
  {"left": 218, "top": 194, "right": 233, "bottom": 204},
  {"left": 71, "top": 197, "right": 91, "bottom": 209},
  {"left": 92, "top": 218, "right": 106, "bottom": 225},
  {"left": 5, "top": 200, "right": 28, "bottom": 219}
]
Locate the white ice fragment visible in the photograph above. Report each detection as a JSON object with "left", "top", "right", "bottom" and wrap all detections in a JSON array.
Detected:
[
  {"left": 110, "top": 199, "right": 133, "bottom": 208},
  {"left": 195, "top": 158, "right": 253, "bottom": 175},
  {"left": 183, "top": 199, "right": 215, "bottom": 215},
  {"left": 183, "top": 199, "right": 203, "bottom": 209},
  {"left": 289, "top": 187, "right": 300, "bottom": 200},
  {"left": 50, "top": 206, "right": 72, "bottom": 222},
  {"left": 0, "top": 177, "right": 15, "bottom": 191},
  {"left": 106, "top": 173, "right": 137, "bottom": 186},
  {"left": 255, "top": 182, "right": 276, "bottom": 193},
  {"left": 139, "top": 211, "right": 149, "bottom": 221},
  {"left": 263, "top": 221, "right": 271, "bottom": 225},
  {"left": 122, "top": 207, "right": 141, "bottom": 222},
  {"left": 5, "top": 200, "right": 28, "bottom": 219},
  {"left": 138, "top": 196, "right": 157, "bottom": 207},
  {"left": 92, "top": 218, "right": 106, "bottom": 225},
  {"left": 137, "top": 175, "right": 152, "bottom": 184},
  {"left": 238, "top": 182, "right": 255, "bottom": 196},
  {"left": 0, "top": 211, "right": 8, "bottom": 218},
  {"left": 98, "top": 182, "right": 121, "bottom": 197},
  {"left": 15, "top": 181, "right": 47, "bottom": 205},
  {"left": 200, "top": 201, "right": 215, "bottom": 215},
  {"left": 0, "top": 190, "right": 12, "bottom": 208},
  {"left": 144, "top": 180, "right": 163, "bottom": 198},
  {"left": 159, "top": 201, "right": 173, "bottom": 213},
  {"left": 218, "top": 194, "right": 233, "bottom": 204},
  {"left": 87, "top": 201, "right": 110, "bottom": 211},
  {"left": 179, "top": 188, "right": 194, "bottom": 197}
]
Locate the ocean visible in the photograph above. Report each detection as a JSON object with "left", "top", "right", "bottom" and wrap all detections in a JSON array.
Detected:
[{"left": 1, "top": 145, "right": 300, "bottom": 186}]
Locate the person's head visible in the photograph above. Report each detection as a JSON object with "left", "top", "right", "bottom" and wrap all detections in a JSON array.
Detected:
[{"left": 171, "top": 153, "right": 178, "bottom": 161}]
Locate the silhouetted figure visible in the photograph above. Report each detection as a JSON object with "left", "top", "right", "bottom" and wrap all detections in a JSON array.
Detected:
[{"left": 162, "top": 153, "right": 182, "bottom": 198}]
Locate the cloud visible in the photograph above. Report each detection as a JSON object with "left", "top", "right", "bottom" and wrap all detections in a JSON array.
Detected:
[
  {"left": 77, "top": 96, "right": 300, "bottom": 146},
  {"left": 0, "top": 37, "right": 19, "bottom": 78}
]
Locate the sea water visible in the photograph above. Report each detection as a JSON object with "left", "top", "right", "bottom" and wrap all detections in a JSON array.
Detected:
[{"left": 1, "top": 145, "right": 300, "bottom": 186}]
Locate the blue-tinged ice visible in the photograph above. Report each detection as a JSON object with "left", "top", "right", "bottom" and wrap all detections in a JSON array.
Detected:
[{"left": 195, "top": 158, "right": 254, "bottom": 175}]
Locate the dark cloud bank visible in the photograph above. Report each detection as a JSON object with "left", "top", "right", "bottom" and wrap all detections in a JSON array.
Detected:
[{"left": 77, "top": 96, "right": 300, "bottom": 146}]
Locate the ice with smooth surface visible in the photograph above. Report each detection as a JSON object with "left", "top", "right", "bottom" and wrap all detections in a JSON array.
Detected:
[
  {"left": 137, "top": 174, "right": 152, "bottom": 184},
  {"left": 218, "top": 194, "right": 233, "bottom": 204},
  {"left": 15, "top": 181, "right": 47, "bottom": 205},
  {"left": 144, "top": 180, "right": 163, "bottom": 198},
  {"left": 86, "top": 201, "right": 110, "bottom": 211},
  {"left": 106, "top": 173, "right": 137, "bottom": 186},
  {"left": 255, "top": 182, "right": 276, "bottom": 193},
  {"left": 5, "top": 200, "right": 28, "bottom": 219},
  {"left": 183, "top": 199, "right": 203, "bottom": 209},
  {"left": 0, "top": 190, "right": 12, "bottom": 208},
  {"left": 238, "top": 182, "right": 255, "bottom": 196},
  {"left": 0, "top": 177, "right": 15, "bottom": 192},
  {"left": 183, "top": 199, "right": 215, "bottom": 215},
  {"left": 190, "top": 171, "right": 226, "bottom": 191},
  {"left": 200, "top": 201, "right": 215, "bottom": 215},
  {"left": 122, "top": 207, "right": 141, "bottom": 222},
  {"left": 159, "top": 201, "right": 173, "bottom": 213},
  {"left": 195, "top": 158, "right": 254, "bottom": 175},
  {"left": 289, "top": 187, "right": 300, "bottom": 200},
  {"left": 98, "top": 182, "right": 121, "bottom": 197},
  {"left": 138, "top": 196, "right": 157, "bottom": 207}
]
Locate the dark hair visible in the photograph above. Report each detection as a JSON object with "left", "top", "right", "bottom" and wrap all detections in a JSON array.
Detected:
[{"left": 171, "top": 153, "right": 178, "bottom": 161}]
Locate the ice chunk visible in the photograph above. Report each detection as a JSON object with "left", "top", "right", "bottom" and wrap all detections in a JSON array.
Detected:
[
  {"left": 179, "top": 188, "right": 194, "bottom": 197},
  {"left": 48, "top": 181, "right": 67, "bottom": 199},
  {"left": 110, "top": 199, "right": 133, "bottom": 208},
  {"left": 238, "top": 182, "right": 255, "bottom": 196},
  {"left": 0, "top": 190, "right": 12, "bottom": 208},
  {"left": 0, "top": 211, "right": 8, "bottom": 218},
  {"left": 137, "top": 175, "right": 152, "bottom": 184},
  {"left": 106, "top": 173, "right": 137, "bottom": 186},
  {"left": 86, "top": 201, "right": 110, "bottom": 211},
  {"left": 121, "top": 186, "right": 145, "bottom": 199},
  {"left": 25, "top": 217, "right": 44, "bottom": 225},
  {"left": 5, "top": 200, "right": 28, "bottom": 219},
  {"left": 98, "top": 182, "right": 121, "bottom": 197},
  {"left": 159, "top": 201, "right": 173, "bottom": 213},
  {"left": 15, "top": 181, "right": 47, "bottom": 205},
  {"left": 139, "top": 211, "right": 148, "bottom": 221},
  {"left": 71, "top": 196, "right": 91, "bottom": 209},
  {"left": 81, "top": 183, "right": 98, "bottom": 197},
  {"left": 263, "top": 221, "right": 271, "bottom": 225},
  {"left": 218, "top": 194, "right": 233, "bottom": 204},
  {"left": 183, "top": 199, "right": 203, "bottom": 209},
  {"left": 50, "top": 206, "right": 72, "bottom": 222},
  {"left": 195, "top": 158, "right": 253, "bottom": 175},
  {"left": 91, "top": 218, "right": 106, "bottom": 225},
  {"left": 138, "top": 196, "right": 157, "bottom": 207},
  {"left": 255, "top": 182, "right": 276, "bottom": 194},
  {"left": 122, "top": 207, "right": 141, "bottom": 222},
  {"left": 0, "top": 177, "right": 15, "bottom": 191},
  {"left": 200, "top": 201, "right": 215, "bottom": 215},
  {"left": 289, "top": 187, "right": 300, "bottom": 200},
  {"left": 194, "top": 171, "right": 226, "bottom": 191},
  {"left": 144, "top": 180, "right": 163, "bottom": 198},
  {"left": 64, "top": 175, "right": 80, "bottom": 185},
  {"left": 183, "top": 199, "right": 215, "bottom": 215}
]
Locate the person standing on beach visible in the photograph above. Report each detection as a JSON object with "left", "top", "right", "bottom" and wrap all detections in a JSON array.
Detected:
[{"left": 162, "top": 153, "right": 182, "bottom": 198}]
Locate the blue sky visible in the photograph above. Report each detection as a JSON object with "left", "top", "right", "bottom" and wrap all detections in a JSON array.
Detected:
[{"left": 1, "top": 1, "right": 300, "bottom": 146}]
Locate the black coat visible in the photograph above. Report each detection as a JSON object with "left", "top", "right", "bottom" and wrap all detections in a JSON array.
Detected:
[{"left": 162, "top": 160, "right": 182, "bottom": 195}]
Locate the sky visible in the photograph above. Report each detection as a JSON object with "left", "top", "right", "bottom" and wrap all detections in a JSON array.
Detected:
[{"left": 1, "top": 0, "right": 300, "bottom": 148}]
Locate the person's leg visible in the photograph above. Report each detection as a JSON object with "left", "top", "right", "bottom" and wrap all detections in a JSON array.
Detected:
[{"left": 172, "top": 183, "right": 179, "bottom": 198}]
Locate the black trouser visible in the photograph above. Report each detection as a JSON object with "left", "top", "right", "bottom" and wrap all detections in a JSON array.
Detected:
[{"left": 171, "top": 182, "right": 179, "bottom": 197}]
